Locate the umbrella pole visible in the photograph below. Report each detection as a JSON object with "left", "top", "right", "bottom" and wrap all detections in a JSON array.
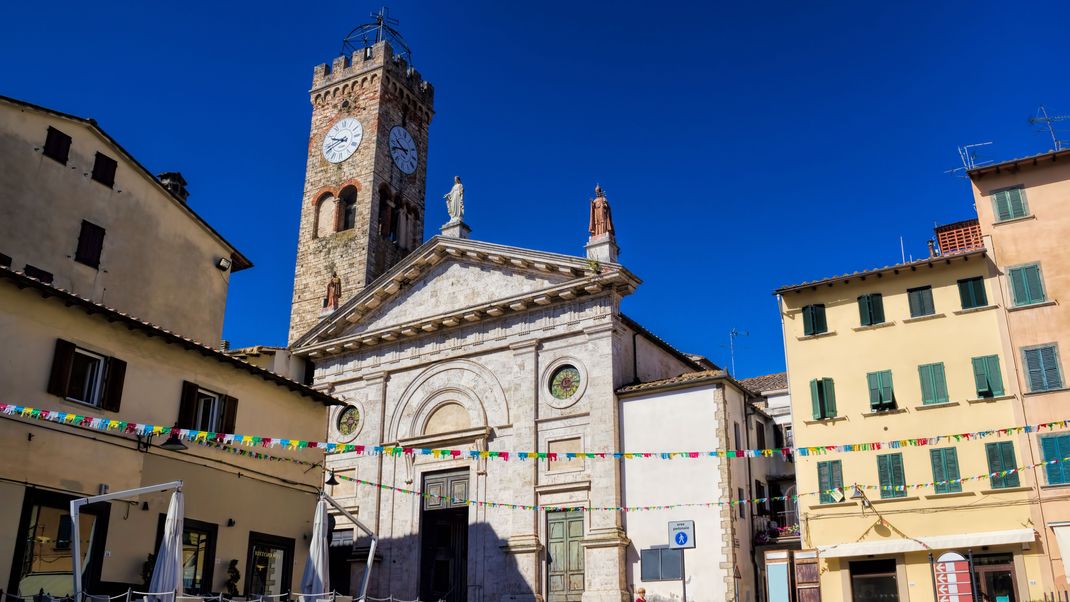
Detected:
[{"left": 320, "top": 493, "right": 377, "bottom": 602}]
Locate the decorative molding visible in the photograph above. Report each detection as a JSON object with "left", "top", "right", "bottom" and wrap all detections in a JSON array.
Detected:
[{"left": 534, "top": 480, "right": 591, "bottom": 495}]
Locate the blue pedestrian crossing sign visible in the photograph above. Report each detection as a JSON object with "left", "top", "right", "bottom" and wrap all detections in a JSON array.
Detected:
[{"left": 668, "top": 520, "right": 696, "bottom": 549}]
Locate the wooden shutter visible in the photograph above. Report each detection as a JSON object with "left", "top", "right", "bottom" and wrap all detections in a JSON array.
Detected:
[
  {"left": 973, "top": 278, "right": 988, "bottom": 307},
  {"left": 47, "top": 339, "right": 77, "bottom": 397},
  {"left": 830, "top": 460, "right": 843, "bottom": 490},
  {"left": 944, "top": 449, "right": 961, "bottom": 492},
  {"left": 973, "top": 357, "right": 991, "bottom": 397},
  {"left": 993, "top": 190, "right": 1013, "bottom": 221},
  {"left": 1041, "top": 438, "right": 1063, "bottom": 485},
  {"left": 100, "top": 357, "right": 126, "bottom": 412},
  {"left": 1025, "top": 348, "right": 1046, "bottom": 392},
  {"left": 867, "top": 372, "right": 881, "bottom": 409},
  {"left": 986, "top": 356, "right": 1005, "bottom": 396},
  {"left": 1000, "top": 443, "right": 1020, "bottom": 488},
  {"left": 890, "top": 453, "right": 905, "bottom": 494},
  {"left": 880, "top": 371, "right": 894, "bottom": 404},
  {"left": 814, "top": 304, "right": 827, "bottom": 334},
  {"left": 931, "top": 449, "right": 948, "bottom": 494},
  {"left": 858, "top": 295, "right": 871, "bottom": 326},
  {"left": 1025, "top": 265, "right": 1044, "bottom": 304},
  {"left": 809, "top": 379, "right": 822, "bottom": 419},
  {"left": 923, "top": 289, "right": 935, "bottom": 315},
  {"left": 919, "top": 365, "right": 935, "bottom": 404},
  {"left": 221, "top": 395, "right": 239, "bottom": 433},
  {"left": 75, "top": 221, "right": 106, "bottom": 269},
  {"left": 1041, "top": 346, "right": 1063, "bottom": 390},
  {"left": 794, "top": 551, "right": 821, "bottom": 602},
  {"left": 803, "top": 305, "right": 814, "bottom": 336},
  {"left": 1006, "top": 188, "right": 1025, "bottom": 219},
  {"left": 1010, "top": 267, "right": 1030, "bottom": 306},
  {"left": 870, "top": 294, "right": 884, "bottom": 324},
  {"left": 178, "top": 381, "right": 199, "bottom": 429},
  {"left": 877, "top": 455, "right": 891, "bottom": 495},
  {"left": 818, "top": 462, "right": 831, "bottom": 502},
  {"left": 822, "top": 378, "right": 837, "bottom": 417},
  {"left": 931, "top": 364, "right": 947, "bottom": 403}
]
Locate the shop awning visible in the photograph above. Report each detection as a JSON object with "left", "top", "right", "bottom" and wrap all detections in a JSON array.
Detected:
[{"left": 817, "top": 528, "right": 1035, "bottom": 558}]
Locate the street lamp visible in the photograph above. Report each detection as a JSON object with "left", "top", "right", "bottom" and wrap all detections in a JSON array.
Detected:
[{"left": 159, "top": 426, "right": 188, "bottom": 452}]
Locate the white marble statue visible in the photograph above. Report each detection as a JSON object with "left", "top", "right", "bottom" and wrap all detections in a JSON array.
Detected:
[{"left": 444, "top": 176, "right": 464, "bottom": 222}]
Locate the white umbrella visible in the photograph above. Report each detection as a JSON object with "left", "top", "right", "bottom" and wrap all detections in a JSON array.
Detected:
[
  {"left": 300, "top": 497, "right": 331, "bottom": 596},
  {"left": 148, "top": 491, "right": 184, "bottom": 602}
]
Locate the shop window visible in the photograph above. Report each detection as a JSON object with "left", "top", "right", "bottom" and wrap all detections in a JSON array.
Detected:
[
  {"left": 849, "top": 559, "right": 898, "bottom": 602},
  {"left": 245, "top": 532, "right": 294, "bottom": 597},
  {"left": 155, "top": 516, "right": 217, "bottom": 595}
]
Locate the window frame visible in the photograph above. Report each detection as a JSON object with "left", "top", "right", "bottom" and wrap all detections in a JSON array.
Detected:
[
  {"left": 971, "top": 355, "right": 1005, "bottom": 398},
  {"left": 907, "top": 286, "right": 935, "bottom": 318},
  {"left": 958, "top": 277, "right": 989, "bottom": 310},
  {"left": 1007, "top": 262, "right": 1047, "bottom": 307},
  {"left": 43, "top": 126, "right": 72, "bottom": 165},
  {"left": 991, "top": 186, "right": 1029, "bottom": 223},
  {"left": 90, "top": 152, "right": 118, "bottom": 188},
  {"left": 817, "top": 460, "right": 844, "bottom": 504},
  {"left": 1041, "top": 436, "right": 1070, "bottom": 486},
  {"left": 930, "top": 447, "right": 962, "bottom": 494},
  {"left": 857, "top": 293, "right": 885, "bottom": 326},
  {"left": 801, "top": 304, "right": 828, "bottom": 336},
  {"left": 987, "top": 441, "right": 1021, "bottom": 489},
  {"left": 918, "top": 362, "right": 949, "bottom": 405},
  {"left": 1022, "top": 343, "right": 1065, "bottom": 393},
  {"left": 66, "top": 347, "right": 107, "bottom": 407},
  {"left": 74, "top": 220, "right": 106, "bottom": 269},
  {"left": 866, "top": 370, "right": 896, "bottom": 411},
  {"left": 809, "top": 377, "right": 837, "bottom": 419},
  {"left": 194, "top": 388, "right": 225, "bottom": 433},
  {"left": 877, "top": 452, "right": 906, "bottom": 499}
]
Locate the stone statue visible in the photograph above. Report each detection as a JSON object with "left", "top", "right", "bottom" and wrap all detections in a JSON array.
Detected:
[
  {"left": 224, "top": 559, "right": 241, "bottom": 596},
  {"left": 589, "top": 185, "right": 614, "bottom": 237},
  {"left": 325, "top": 272, "right": 342, "bottom": 310},
  {"left": 444, "top": 176, "right": 464, "bottom": 222}
]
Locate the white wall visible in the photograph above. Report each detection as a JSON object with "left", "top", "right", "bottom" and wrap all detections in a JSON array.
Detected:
[{"left": 621, "top": 384, "right": 728, "bottom": 602}]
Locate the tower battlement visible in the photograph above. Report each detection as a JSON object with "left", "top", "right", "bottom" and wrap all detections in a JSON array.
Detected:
[{"left": 311, "top": 41, "right": 434, "bottom": 103}]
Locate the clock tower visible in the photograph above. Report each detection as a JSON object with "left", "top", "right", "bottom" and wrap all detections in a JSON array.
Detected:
[{"left": 289, "top": 18, "right": 434, "bottom": 344}]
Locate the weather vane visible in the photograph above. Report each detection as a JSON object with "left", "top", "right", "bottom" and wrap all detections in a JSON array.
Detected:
[{"left": 340, "top": 6, "right": 414, "bottom": 65}]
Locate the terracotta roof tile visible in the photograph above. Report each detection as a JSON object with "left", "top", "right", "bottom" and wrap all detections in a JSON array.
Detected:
[{"left": 739, "top": 372, "right": 788, "bottom": 393}]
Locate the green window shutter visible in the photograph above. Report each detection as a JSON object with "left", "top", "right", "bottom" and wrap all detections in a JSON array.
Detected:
[
  {"left": 810, "top": 379, "right": 822, "bottom": 419},
  {"left": 879, "top": 370, "right": 894, "bottom": 405},
  {"left": 803, "top": 306, "right": 814, "bottom": 336},
  {"left": 867, "top": 372, "right": 882, "bottom": 409},
  {"left": 1040, "top": 346, "right": 1064, "bottom": 390},
  {"left": 1041, "top": 437, "right": 1064, "bottom": 484},
  {"left": 985, "top": 356, "right": 1004, "bottom": 396},
  {"left": 907, "top": 287, "right": 935, "bottom": 318},
  {"left": 858, "top": 295, "right": 872, "bottom": 326},
  {"left": 943, "top": 448, "right": 962, "bottom": 492},
  {"left": 908, "top": 289, "right": 922, "bottom": 317},
  {"left": 1025, "top": 265, "right": 1045, "bottom": 304},
  {"left": 870, "top": 294, "right": 885, "bottom": 324},
  {"left": 991, "top": 442, "right": 1021, "bottom": 488},
  {"left": 822, "top": 378, "right": 837, "bottom": 417},
  {"left": 818, "top": 461, "right": 832, "bottom": 503},
  {"left": 993, "top": 190, "right": 1013, "bottom": 222},
  {"left": 1009, "top": 267, "right": 1030, "bottom": 306},
  {"left": 919, "top": 364, "right": 935, "bottom": 404},
  {"left": 931, "top": 363, "right": 948, "bottom": 403},
  {"left": 973, "top": 357, "right": 992, "bottom": 398},
  {"left": 999, "top": 442, "right": 1020, "bottom": 488},
  {"left": 973, "top": 278, "right": 988, "bottom": 307},
  {"left": 923, "top": 289, "right": 935, "bottom": 315},
  {"left": 1007, "top": 188, "right": 1026, "bottom": 219},
  {"left": 931, "top": 449, "right": 949, "bottom": 494},
  {"left": 831, "top": 460, "right": 843, "bottom": 491},
  {"left": 877, "top": 455, "right": 891, "bottom": 497},
  {"left": 814, "top": 304, "right": 827, "bottom": 334},
  {"left": 958, "top": 279, "right": 971, "bottom": 308},
  {"left": 959, "top": 278, "right": 988, "bottom": 309},
  {"left": 1025, "top": 348, "right": 1047, "bottom": 392},
  {"left": 891, "top": 453, "right": 905, "bottom": 493}
]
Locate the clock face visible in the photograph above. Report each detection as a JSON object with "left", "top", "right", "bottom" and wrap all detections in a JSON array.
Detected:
[
  {"left": 322, "top": 117, "right": 363, "bottom": 164},
  {"left": 389, "top": 126, "right": 418, "bottom": 175}
]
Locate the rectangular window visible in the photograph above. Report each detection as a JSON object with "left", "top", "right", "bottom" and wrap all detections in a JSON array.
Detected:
[
  {"left": 857, "top": 293, "right": 885, "bottom": 326},
  {"left": 755, "top": 480, "right": 768, "bottom": 515},
  {"left": 640, "top": 548, "right": 684, "bottom": 581},
  {"left": 75, "top": 220, "right": 106, "bottom": 269},
  {"left": 1008, "top": 263, "right": 1046, "bottom": 307},
  {"left": 755, "top": 420, "right": 766, "bottom": 450},
  {"left": 818, "top": 460, "right": 843, "bottom": 504},
  {"left": 958, "top": 277, "right": 988, "bottom": 309},
  {"left": 992, "top": 187, "right": 1028, "bottom": 222},
  {"left": 43, "top": 126, "right": 72, "bottom": 164},
  {"left": 918, "top": 362, "right": 949, "bottom": 405},
  {"left": 972, "top": 355, "right": 1005, "bottom": 398},
  {"left": 877, "top": 453, "right": 906, "bottom": 499},
  {"left": 738, "top": 488, "right": 745, "bottom": 518},
  {"left": 155, "top": 516, "right": 217, "bottom": 595},
  {"left": 733, "top": 422, "right": 741, "bottom": 450},
  {"left": 866, "top": 370, "right": 896, "bottom": 411},
  {"left": 802, "top": 304, "right": 827, "bottom": 336},
  {"left": 1023, "top": 344, "right": 1064, "bottom": 392},
  {"left": 987, "top": 441, "right": 1021, "bottom": 489},
  {"left": 809, "top": 378, "right": 837, "bottom": 419},
  {"left": 195, "top": 389, "right": 225, "bottom": 432},
  {"left": 907, "top": 286, "right": 935, "bottom": 317},
  {"left": 24, "top": 264, "right": 54, "bottom": 284},
  {"left": 178, "top": 381, "right": 238, "bottom": 433},
  {"left": 91, "top": 152, "right": 117, "bottom": 188},
  {"left": 47, "top": 339, "right": 125, "bottom": 411},
  {"left": 930, "top": 448, "right": 962, "bottom": 494},
  {"left": 1041, "top": 436, "right": 1070, "bottom": 486}
]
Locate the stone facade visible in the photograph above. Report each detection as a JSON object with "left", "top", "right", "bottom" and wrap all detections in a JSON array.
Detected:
[{"left": 289, "top": 40, "right": 434, "bottom": 344}]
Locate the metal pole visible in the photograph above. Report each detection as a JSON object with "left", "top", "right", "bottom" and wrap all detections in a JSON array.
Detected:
[
  {"left": 320, "top": 493, "right": 378, "bottom": 602},
  {"left": 928, "top": 553, "right": 938, "bottom": 602},
  {"left": 968, "top": 549, "right": 978, "bottom": 602},
  {"left": 681, "top": 549, "right": 687, "bottom": 602}
]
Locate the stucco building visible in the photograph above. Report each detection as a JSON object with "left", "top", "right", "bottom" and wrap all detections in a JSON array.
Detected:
[{"left": 0, "top": 96, "right": 338, "bottom": 598}]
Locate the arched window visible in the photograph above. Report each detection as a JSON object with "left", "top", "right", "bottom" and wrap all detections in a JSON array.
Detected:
[
  {"left": 338, "top": 186, "right": 358, "bottom": 231},
  {"left": 313, "top": 193, "right": 335, "bottom": 238},
  {"left": 378, "top": 185, "right": 395, "bottom": 240}
]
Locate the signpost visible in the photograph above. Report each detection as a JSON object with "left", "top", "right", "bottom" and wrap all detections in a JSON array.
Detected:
[
  {"left": 933, "top": 552, "right": 974, "bottom": 602},
  {"left": 667, "top": 521, "right": 695, "bottom": 602}
]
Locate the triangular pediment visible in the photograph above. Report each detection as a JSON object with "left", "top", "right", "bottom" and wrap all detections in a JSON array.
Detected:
[{"left": 293, "top": 236, "right": 640, "bottom": 353}]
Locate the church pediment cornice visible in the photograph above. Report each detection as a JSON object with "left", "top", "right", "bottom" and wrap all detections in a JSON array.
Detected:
[{"left": 292, "top": 236, "right": 640, "bottom": 356}]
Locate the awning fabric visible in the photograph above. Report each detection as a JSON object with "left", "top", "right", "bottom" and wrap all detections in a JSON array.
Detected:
[
  {"left": 817, "top": 528, "right": 1035, "bottom": 558},
  {"left": 1051, "top": 525, "right": 1070, "bottom": 578}
]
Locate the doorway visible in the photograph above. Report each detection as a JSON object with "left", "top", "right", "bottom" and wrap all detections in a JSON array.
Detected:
[
  {"left": 849, "top": 558, "right": 898, "bottom": 602},
  {"left": 419, "top": 470, "right": 469, "bottom": 602},
  {"left": 973, "top": 554, "right": 1017, "bottom": 602},
  {"left": 547, "top": 510, "right": 584, "bottom": 602}
]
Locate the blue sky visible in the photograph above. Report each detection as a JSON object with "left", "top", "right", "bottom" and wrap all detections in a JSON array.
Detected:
[{"left": 3, "top": 1, "right": 1068, "bottom": 378}]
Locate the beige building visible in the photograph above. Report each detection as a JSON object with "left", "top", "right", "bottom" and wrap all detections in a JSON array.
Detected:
[
  {"left": 0, "top": 96, "right": 339, "bottom": 599},
  {"left": 777, "top": 241, "right": 1046, "bottom": 602},
  {"left": 969, "top": 149, "right": 1070, "bottom": 590}
]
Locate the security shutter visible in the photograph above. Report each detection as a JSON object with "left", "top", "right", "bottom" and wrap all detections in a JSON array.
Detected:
[{"left": 101, "top": 357, "right": 126, "bottom": 412}]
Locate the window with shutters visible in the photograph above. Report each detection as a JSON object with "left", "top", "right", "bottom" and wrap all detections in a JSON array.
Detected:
[
  {"left": 75, "top": 220, "right": 106, "bottom": 269},
  {"left": 987, "top": 442, "right": 1021, "bottom": 489},
  {"left": 755, "top": 480, "right": 768, "bottom": 515},
  {"left": 734, "top": 422, "right": 741, "bottom": 450},
  {"left": 818, "top": 460, "right": 843, "bottom": 504},
  {"left": 991, "top": 187, "right": 1029, "bottom": 222},
  {"left": 866, "top": 370, "right": 896, "bottom": 411},
  {"left": 958, "top": 277, "right": 988, "bottom": 310},
  {"left": 1041, "top": 436, "right": 1070, "bottom": 485},
  {"left": 929, "top": 448, "right": 962, "bottom": 494},
  {"left": 47, "top": 339, "right": 125, "bottom": 411},
  {"left": 809, "top": 378, "right": 837, "bottom": 419},
  {"left": 876, "top": 453, "right": 906, "bottom": 499},
  {"left": 1008, "top": 263, "right": 1046, "bottom": 307},
  {"left": 43, "top": 126, "right": 72, "bottom": 165},
  {"left": 918, "top": 363, "right": 949, "bottom": 405},
  {"left": 1022, "top": 344, "right": 1064, "bottom": 393},
  {"left": 907, "top": 286, "right": 935, "bottom": 318},
  {"left": 971, "top": 355, "right": 1005, "bottom": 398},
  {"left": 194, "top": 389, "right": 225, "bottom": 432},
  {"left": 755, "top": 420, "right": 766, "bottom": 450},
  {"left": 857, "top": 293, "right": 885, "bottom": 326},
  {"left": 178, "top": 381, "right": 238, "bottom": 433},
  {"left": 801, "top": 304, "right": 827, "bottom": 336},
  {"left": 91, "top": 152, "right": 117, "bottom": 188}
]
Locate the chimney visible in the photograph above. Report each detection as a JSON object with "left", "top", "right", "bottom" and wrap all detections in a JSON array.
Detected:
[{"left": 157, "top": 172, "right": 189, "bottom": 202}]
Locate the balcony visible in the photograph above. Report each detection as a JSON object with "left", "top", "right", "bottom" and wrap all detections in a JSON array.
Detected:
[{"left": 753, "top": 514, "right": 801, "bottom": 546}]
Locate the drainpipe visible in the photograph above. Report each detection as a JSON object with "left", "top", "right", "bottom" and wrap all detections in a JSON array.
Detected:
[{"left": 744, "top": 392, "right": 761, "bottom": 602}]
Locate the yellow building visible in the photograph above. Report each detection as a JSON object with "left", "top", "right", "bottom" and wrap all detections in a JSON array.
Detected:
[
  {"left": 970, "top": 149, "right": 1070, "bottom": 590},
  {"left": 777, "top": 244, "right": 1046, "bottom": 602},
  {"left": 0, "top": 96, "right": 339, "bottom": 599}
]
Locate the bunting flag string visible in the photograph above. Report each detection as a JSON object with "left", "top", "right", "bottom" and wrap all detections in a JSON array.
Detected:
[{"left": 3, "top": 402, "right": 1069, "bottom": 462}]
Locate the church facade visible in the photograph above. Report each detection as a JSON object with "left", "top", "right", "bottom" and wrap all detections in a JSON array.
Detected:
[{"left": 288, "top": 31, "right": 776, "bottom": 602}]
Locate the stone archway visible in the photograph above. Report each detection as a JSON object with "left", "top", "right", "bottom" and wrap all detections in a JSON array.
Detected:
[{"left": 387, "top": 359, "right": 510, "bottom": 442}]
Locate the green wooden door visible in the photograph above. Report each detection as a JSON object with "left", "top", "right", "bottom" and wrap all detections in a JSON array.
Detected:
[{"left": 547, "top": 511, "right": 585, "bottom": 602}]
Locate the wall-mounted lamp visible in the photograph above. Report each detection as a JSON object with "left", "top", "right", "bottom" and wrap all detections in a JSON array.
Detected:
[
  {"left": 226, "top": 518, "right": 236, "bottom": 527},
  {"left": 160, "top": 426, "right": 188, "bottom": 452},
  {"left": 141, "top": 501, "right": 149, "bottom": 512},
  {"left": 325, "top": 471, "right": 340, "bottom": 486},
  {"left": 849, "top": 484, "right": 871, "bottom": 509},
  {"left": 215, "top": 257, "right": 233, "bottom": 271}
]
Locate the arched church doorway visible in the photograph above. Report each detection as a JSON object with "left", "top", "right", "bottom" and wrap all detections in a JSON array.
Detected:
[{"left": 419, "top": 469, "right": 469, "bottom": 602}]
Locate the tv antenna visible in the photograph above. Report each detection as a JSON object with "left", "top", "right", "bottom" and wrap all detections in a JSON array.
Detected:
[
  {"left": 341, "top": 6, "right": 414, "bottom": 65},
  {"left": 944, "top": 142, "right": 993, "bottom": 177},
  {"left": 1028, "top": 105, "right": 1070, "bottom": 152},
  {"left": 728, "top": 328, "right": 749, "bottom": 376}
]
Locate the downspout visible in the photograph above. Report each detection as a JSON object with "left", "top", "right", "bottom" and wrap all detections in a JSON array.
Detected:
[
  {"left": 632, "top": 329, "right": 640, "bottom": 384},
  {"left": 745, "top": 395, "right": 761, "bottom": 602}
]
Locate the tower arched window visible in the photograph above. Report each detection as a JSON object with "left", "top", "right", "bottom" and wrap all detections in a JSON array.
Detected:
[
  {"left": 338, "top": 186, "right": 358, "bottom": 231},
  {"left": 313, "top": 193, "right": 335, "bottom": 238},
  {"left": 378, "top": 185, "right": 399, "bottom": 242}
]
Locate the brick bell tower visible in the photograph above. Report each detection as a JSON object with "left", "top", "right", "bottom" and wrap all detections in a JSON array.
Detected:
[{"left": 289, "top": 12, "right": 434, "bottom": 344}]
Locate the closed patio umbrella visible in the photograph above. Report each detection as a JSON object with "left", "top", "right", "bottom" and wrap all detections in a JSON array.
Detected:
[
  {"left": 148, "top": 491, "right": 184, "bottom": 602},
  {"left": 300, "top": 497, "right": 331, "bottom": 597}
]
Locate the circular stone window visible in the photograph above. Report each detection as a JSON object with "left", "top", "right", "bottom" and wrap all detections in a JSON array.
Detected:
[
  {"left": 549, "top": 365, "right": 582, "bottom": 400},
  {"left": 336, "top": 405, "right": 362, "bottom": 440}
]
